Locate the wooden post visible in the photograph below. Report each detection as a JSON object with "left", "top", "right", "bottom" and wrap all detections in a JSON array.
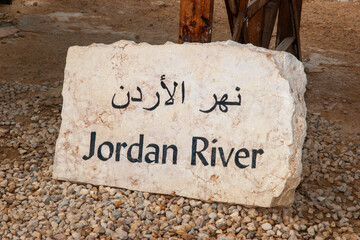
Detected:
[
  {"left": 226, "top": 0, "right": 248, "bottom": 42},
  {"left": 276, "top": 0, "right": 302, "bottom": 60},
  {"left": 247, "top": 7, "right": 265, "bottom": 46},
  {"left": 179, "top": 0, "right": 215, "bottom": 43},
  {"left": 261, "top": 0, "right": 280, "bottom": 48}
]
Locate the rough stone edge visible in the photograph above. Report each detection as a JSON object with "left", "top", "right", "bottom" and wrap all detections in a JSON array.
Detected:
[{"left": 270, "top": 50, "right": 307, "bottom": 207}]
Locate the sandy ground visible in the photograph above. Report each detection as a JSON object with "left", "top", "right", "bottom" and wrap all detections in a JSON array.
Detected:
[{"left": 0, "top": 0, "right": 359, "bottom": 238}]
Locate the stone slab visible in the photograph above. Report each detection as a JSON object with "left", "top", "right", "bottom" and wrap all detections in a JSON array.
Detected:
[{"left": 53, "top": 40, "right": 307, "bottom": 207}]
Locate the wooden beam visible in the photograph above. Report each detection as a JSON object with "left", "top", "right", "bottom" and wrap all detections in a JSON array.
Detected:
[
  {"left": 291, "top": 0, "right": 302, "bottom": 31},
  {"left": 225, "top": 0, "right": 248, "bottom": 40},
  {"left": 291, "top": 0, "right": 302, "bottom": 60},
  {"left": 276, "top": 0, "right": 294, "bottom": 53},
  {"left": 260, "top": 0, "right": 280, "bottom": 48},
  {"left": 247, "top": 0, "right": 269, "bottom": 19},
  {"left": 275, "top": 36, "right": 295, "bottom": 51},
  {"left": 232, "top": 11, "right": 245, "bottom": 41},
  {"left": 224, "top": 0, "right": 236, "bottom": 35},
  {"left": 246, "top": 0, "right": 266, "bottom": 46},
  {"left": 276, "top": 0, "right": 302, "bottom": 59},
  {"left": 179, "top": 0, "right": 215, "bottom": 43}
]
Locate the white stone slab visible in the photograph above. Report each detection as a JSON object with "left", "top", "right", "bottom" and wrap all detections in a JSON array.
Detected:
[{"left": 53, "top": 40, "right": 307, "bottom": 207}]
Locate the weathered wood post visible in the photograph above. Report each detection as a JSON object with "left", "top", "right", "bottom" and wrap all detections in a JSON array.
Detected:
[
  {"left": 276, "top": 0, "right": 302, "bottom": 60},
  {"left": 179, "top": 0, "right": 215, "bottom": 43},
  {"left": 224, "top": 0, "right": 302, "bottom": 60}
]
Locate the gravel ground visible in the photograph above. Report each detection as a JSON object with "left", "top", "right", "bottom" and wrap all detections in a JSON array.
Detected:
[{"left": 0, "top": 80, "right": 359, "bottom": 239}]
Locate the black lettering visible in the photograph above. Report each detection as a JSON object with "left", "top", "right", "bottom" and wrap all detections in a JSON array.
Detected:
[
  {"left": 162, "top": 145, "right": 178, "bottom": 164},
  {"left": 115, "top": 142, "right": 127, "bottom": 162},
  {"left": 211, "top": 147, "right": 216, "bottom": 166},
  {"left": 127, "top": 134, "right": 144, "bottom": 163},
  {"left": 83, "top": 132, "right": 96, "bottom": 160},
  {"left": 252, "top": 149, "right": 264, "bottom": 168},
  {"left": 210, "top": 139, "right": 217, "bottom": 166},
  {"left": 191, "top": 136, "right": 209, "bottom": 166},
  {"left": 97, "top": 141, "right": 114, "bottom": 161},
  {"left": 145, "top": 144, "right": 160, "bottom": 163},
  {"left": 234, "top": 148, "right": 249, "bottom": 169},
  {"left": 219, "top": 147, "right": 234, "bottom": 167}
]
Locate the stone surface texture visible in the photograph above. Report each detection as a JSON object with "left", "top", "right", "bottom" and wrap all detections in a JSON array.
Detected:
[{"left": 53, "top": 40, "right": 307, "bottom": 207}]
